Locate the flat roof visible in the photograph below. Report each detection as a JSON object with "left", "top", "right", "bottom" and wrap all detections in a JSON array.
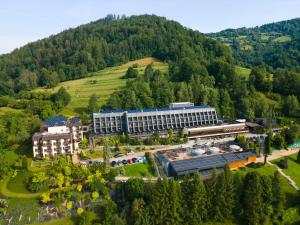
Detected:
[
  {"left": 43, "top": 116, "right": 81, "bottom": 127},
  {"left": 98, "top": 105, "right": 212, "bottom": 114},
  {"left": 169, "top": 151, "right": 256, "bottom": 176},
  {"left": 44, "top": 116, "right": 67, "bottom": 127}
]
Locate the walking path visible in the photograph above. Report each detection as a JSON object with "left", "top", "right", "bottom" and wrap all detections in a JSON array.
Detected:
[
  {"left": 115, "top": 176, "right": 158, "bottom": 182},
  {"left": 256, "top": 148, "right": 299, "bottom": 163},
  {"left": 267, "top": 161, "right": 299, "bottom": 191},
  {"left": 255, "top": 148, "right": 299, "bottom": 191}
]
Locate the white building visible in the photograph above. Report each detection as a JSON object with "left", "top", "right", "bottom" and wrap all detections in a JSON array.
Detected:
[{"left": 32, "top": 116, "right": 83, "bottom": 158}]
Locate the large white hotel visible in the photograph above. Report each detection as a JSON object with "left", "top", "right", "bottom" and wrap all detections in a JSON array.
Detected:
[
  {"left": 92, "top": 102, "right": 248, "bottom": 138},
  {"left": 32, "top": 116, "right": 83, "bottom": 158}
]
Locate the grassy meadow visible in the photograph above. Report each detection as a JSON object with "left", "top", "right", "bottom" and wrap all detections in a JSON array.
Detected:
[
  {"left": 32, "top": 57, "right": 168, "bottom": 116},
  {"left": 235, "top": 66, "right": 251, "bottom": 80},
  {"left": 272, "top": 153, "right": 300, "bottom": 187}
]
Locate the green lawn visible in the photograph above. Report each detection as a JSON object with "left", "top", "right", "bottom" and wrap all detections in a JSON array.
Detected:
[
  {"left": 234, "top": 163, "right": 298, "bottom": 206},
  {"left": 7, "top": 171, "right": 31, "bottom": 194},
  {"left": 115, "top": 162, "right": 155, "bottom": 177},
  {"left": 272, "top": 153, "right": 300, "bottom": 187},
  {"left": 272, "top": 35, "right": 291, "bottom": 43},
  {"left": 32, "top": 57, "right": 168, "bottom": 116},
  {"left": 28, "top": 159, "right": 52, "bottom": 172},
  {"left": 235, "top": 66, "right": 251, "bottom": 80},
  {"left": 235, "top": 163, "right": 277, "bottom": 176},
  {"left": 84, "top": 149, "right": 103, "bottom": 159},
  {"left": 0, "top": 176, "right": 41, "bottom": 199}
]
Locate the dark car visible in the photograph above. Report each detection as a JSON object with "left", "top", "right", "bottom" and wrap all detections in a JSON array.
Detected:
[
  {"left": 132, "top": 157, "right": 137, "bottom": 163},
  {"left": 122, "top": 159, "right": 128, "bottom": 165},
  {"left": 110, "top": 161, "right": 117, "bottom": 167},
  {"left": 114, "top": 153, "right": 125, "bottom": 158}
]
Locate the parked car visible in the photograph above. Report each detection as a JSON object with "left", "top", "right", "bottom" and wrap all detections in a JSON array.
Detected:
[
  {"left": 122, "top": 159, "right": 128, "bottom": 165},
  {"left": 127, "top": 159, "right": 132, "bottom": 164},
  {"left": 132, "top": 157, "right": 137, "bottom": 163},
  {"left": 114, "top": 153, "right": 125, "bottom": 158},
  {"left": 117, "top": 160, "right": 123, "bottom": 166},
  {"left": 126, "top": 151, "right": 135, "bottom": 156},
  {"left": 110, "top": 161, "right": 117, "bottom": 167},
  {"left": 137, "top": 157, "right": 144, "bottom": 163}
]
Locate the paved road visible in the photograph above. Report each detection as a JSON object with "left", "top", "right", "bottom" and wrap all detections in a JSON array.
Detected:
[{"left": 256, "top": 148, "right": 299, "bottom": 163}]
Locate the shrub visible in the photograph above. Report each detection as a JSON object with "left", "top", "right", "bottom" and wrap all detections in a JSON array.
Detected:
[{"left": 280, "top": 157, "right": 289, "bottom": 169}]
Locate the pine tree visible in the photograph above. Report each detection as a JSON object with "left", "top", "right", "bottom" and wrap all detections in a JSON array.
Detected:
[
  {"left": 223, "top": 166, "right": 235, "bottom": 220},
  {"left": 212, "top": 171, "right": 226, "bottom": 221},
  {"left": 88, "top": 94, "right": 99, "bottom": 112},
  {"left": 260, "top": 175, "right": 274, "bottom": 223},
  {"left": 148, "top": 179, "right": 168, "bottom": 225},
  {"left": 205, "top": 169, "right": 218, "bottom": 221},
  {"left": 272, "top": 171, "right": 285, "bottom": 221},
  {"left": 165, "top": 179, "right": 183, "bottom": 225},
  {"left": 168, "top": 129, "right": 174, "bottom": 144},
  {"left": 131, "top": 198, "right": 150, "bottom": 225},
  {"left": 264, "top": 133, "right": 272, "bottom": 164},
  {"left": 242, "top": 172, "right": 263, "bottom": 225},
  {"left": 144, "top": 64, "right": 154, "bottom": 82},
  {"left": 181, "top": 173, "right": 207, "bottom": 225},
  {"left": 103, "top": 139, "right": 111, "bottom": 169},
  {"left": 233, "top": 173, "right": 244, "bottom": 219}
]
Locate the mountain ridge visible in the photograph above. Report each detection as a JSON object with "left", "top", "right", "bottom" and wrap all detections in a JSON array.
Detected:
[{"left": 0, "top": 14, "right": 230, "bottom": 95}]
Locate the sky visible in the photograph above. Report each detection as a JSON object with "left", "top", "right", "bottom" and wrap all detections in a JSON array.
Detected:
[{"left": 0, "top": 0, "right": 299, "bottom": 54}]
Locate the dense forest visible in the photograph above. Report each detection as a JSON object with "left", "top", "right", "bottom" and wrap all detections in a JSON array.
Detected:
[
  {"left": 103, "top": 62, "right": 300, "bottom": 121},
  {"left": 0, "top": 14, "right": 300, "bottom": 225},
  {"left": 0, "top": 14, "right": 299, "bottom": 129},
  {"left": 209, "top": 18, "right": 300, "bottom": 72},
  {"left": 109, "top": 168, "right": 299, "bottom": 225},
  {"left": 0, "top": 15, "right": 231, "bottom": 95}
]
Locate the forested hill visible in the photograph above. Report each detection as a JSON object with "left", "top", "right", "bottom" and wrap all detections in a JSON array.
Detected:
[
  {"left": 0, "top": 14, "right": 231, "bottom": 96},
  {"left": 209, "top": 18, "right": 300, "bottom": 72}
]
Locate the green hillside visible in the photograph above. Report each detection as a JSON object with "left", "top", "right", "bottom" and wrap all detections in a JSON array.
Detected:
[
  {"left": 33, "top": 57, "right": 168, "bottom": 115},
  {"left": 0, "top": 15, "right": 229, "bottom": 96},
  {"left": 209, "top": 18, "right": 300, "bottom": 72}
]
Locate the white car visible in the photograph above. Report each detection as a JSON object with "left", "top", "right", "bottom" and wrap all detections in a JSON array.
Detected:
[{"left": 126, "top": 151, "right": 135, "bottom": 156}]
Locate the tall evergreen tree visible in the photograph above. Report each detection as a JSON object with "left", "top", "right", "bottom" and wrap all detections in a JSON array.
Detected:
[
  {"left": 131, "top": 198, "right": 150, "bottom": 225},
  {"left": 181, "top": 173, "right": 207, "bottom": 225},
  {"left": 212, "top": 171, "right": 227, "bottom": 221},
  {"left": 205, "top": 169, "right": 218, "bottom": 220},
  {"left": 264, "top": 132, "right": 273, "bottom": 164},
  {"left": 103, "top": 139, "right": 111, "bottom": 169},
  {"left": 272, "top": 171, "right": 285, "bottom": 221},
  {"left": 260, "top": 175, "right": 274, "bottom": 223},
  {"left": 223, "top": 166, "right": 235, "bottom": 220},
  {"left": 164, "top": 179, "right": 183, "bottom": 225},
  {"left": 144, "top": 64, "right": 154, "bottom": 82},
  {"left": 88, "top": 94, "right": 99, "bottom": 112},
  {"left": 148, "top": 179, "right": 169, "bottom": 225},
  {"left": 242, "top": 172, "right": 263, "bottom": 225}
]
